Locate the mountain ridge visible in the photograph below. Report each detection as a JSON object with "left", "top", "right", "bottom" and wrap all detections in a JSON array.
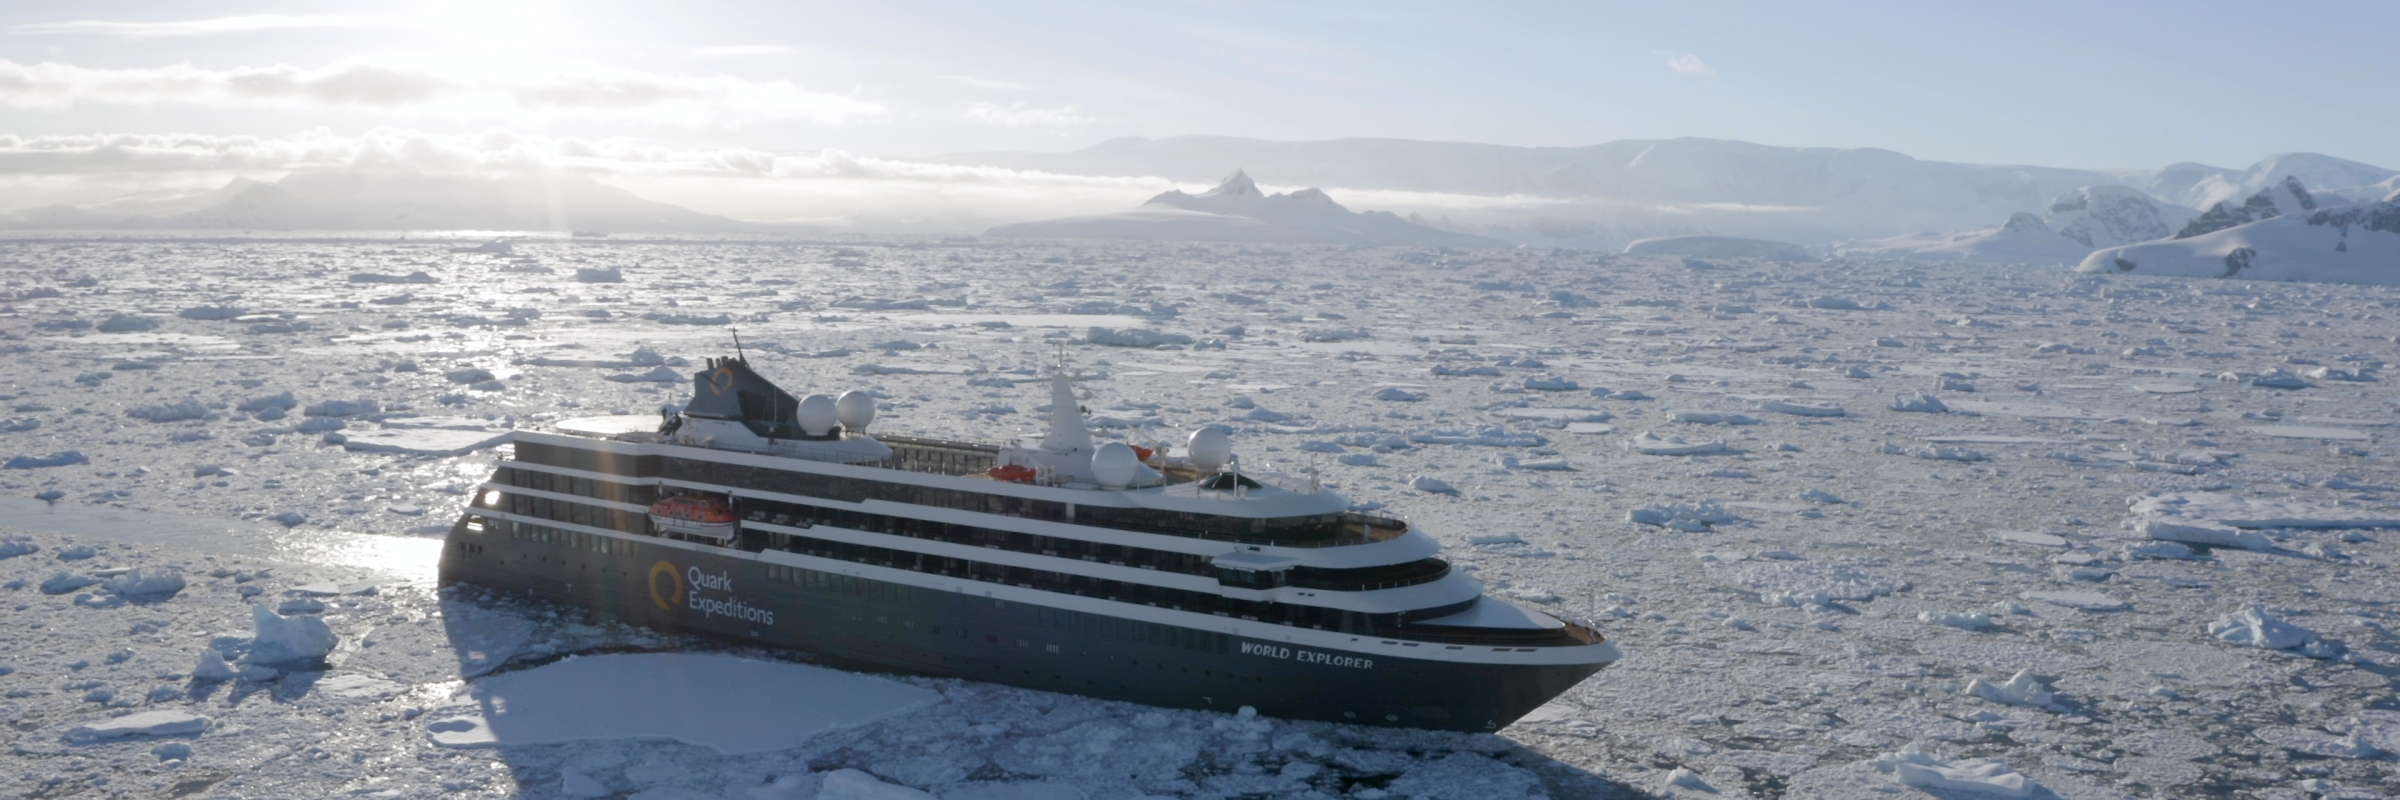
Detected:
[
  {"left": 984, "top": 169, "right": 1493, "bottom": 245},
  {"left": 0, "top": 171, "right": 754, "bottom": 233}
]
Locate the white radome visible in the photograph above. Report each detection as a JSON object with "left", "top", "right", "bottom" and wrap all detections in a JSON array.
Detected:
[
  {"left": 1091, "top": 442, "right": 1140, "bottom": 489},
  {"left": 1188, "top": 427, "right": 1232, "bottom": 472},
  {"left": 835, "top": 391, "right": 876, "bottom": 431},
  {"left": 797, "top": 395, "right": 838, "bottom": 436}
]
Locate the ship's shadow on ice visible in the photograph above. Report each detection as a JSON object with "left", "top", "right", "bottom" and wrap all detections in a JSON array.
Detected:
[{"left": 429, "top": 587, "right": 1643, "bottom": 799}]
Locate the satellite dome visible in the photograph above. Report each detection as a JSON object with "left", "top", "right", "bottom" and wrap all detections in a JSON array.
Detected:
[
  {"left": 835, "top": 391, "right": 876, "bottom": 431},
  {"left": 1092, "top": 442, "right": 1140, "bottom": 489},
  {"left": 1188, "top": 427, "right": 1232, "bottom": 472},
  {"left": 797, "top": 394, "right": 838, "bottom": 436}
]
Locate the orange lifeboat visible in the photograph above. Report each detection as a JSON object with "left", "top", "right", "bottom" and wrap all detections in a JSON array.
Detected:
[
  {"left": 648, "top": 494, "right": 738, "bottom": 540},
  {"left": 987, "top": 464, "right": 1038, "bottom": 483}
]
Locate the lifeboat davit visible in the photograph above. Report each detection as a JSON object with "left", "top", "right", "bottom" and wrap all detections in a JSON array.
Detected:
[{"left": 649, "top": 494, "right": 738, "bottom": 540}]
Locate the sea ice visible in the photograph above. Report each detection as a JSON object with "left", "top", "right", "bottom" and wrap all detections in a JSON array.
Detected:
[
  {"left": 100, "top": 567, "right": 184, "bottom": 598},
  {"left": 1410, "top": 427, "right": 1546, "bottom": 447},
  {"left": 190, "top": 649, "right": 238, "bottom": 681},
  {"left": 2019, "top": 590, "right": 2129, "bottom": 611},
  {"left": 817, "top": 768, "right": 936, "bottom": 800},
  {"left": 248, "top": 604, "right": 338, "bottom": 664},
  {"left": 1669, "top": 411, "right": 1759, "bottom": 425},
  {"left": 1628, "top": 500, "right": 1737, "bottom": 530},
  {"left": 61, "top": 710, "right": 210, "bottom": 743},
  {"left": 424, "top": 653, "right": 935, "bottom": 753},
  {"left": 606, "top": 365, "right": 684, "bottom": 383},
  {"left": 1624, "top": 432, "right": 1729, "bottom": 455},
  {"left": 1888, "top": 392, "right": 1949, "bottom": 413},
  {"left": 1086, "top": 328, "right": 1193, "bottom": 348},
  {"left": 39, "top": 571, "right": 99, "bottom": 594},
  {"left": 2208, "top": 606, "right": 2328, "bottom": 655},
  {"left": 1759, "top": 400, "right": 1844, "bottom": 417},
  {"left": 1371, "top": 387, "right": 1428, "bottom": 402},
  {"left": 1408, "top": 475, "right": 1458, "bottom": 495},
  {"left": 1726, "top": 559, "right": 1909, "bottom": 606},
  {"left": 1868, "top": 744, "right": 2032, "bottom": 797},
  {"left": 1963, "top": 670, "right": 2056, "bottom": 708},
  {"left": 341, "top": 428, "right": 514, "bottom": 456},
  {"left": 2132, "top": 491, "right": 2400, "bottom": 530},
  {"left": 1920, "top": 611, "right": 1998, "bottom": 630}
]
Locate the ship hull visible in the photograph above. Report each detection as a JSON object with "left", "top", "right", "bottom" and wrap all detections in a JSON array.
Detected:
[{"left": 438, "top": 514, "right": 1608, "bottom": 732}]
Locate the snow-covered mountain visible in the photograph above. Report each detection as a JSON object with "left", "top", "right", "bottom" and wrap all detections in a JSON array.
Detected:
[
  {"left": 0, "top": 172, "right": 749, "bottom": 233},
  {"left": 2077, "top": 195, "right": 2400, "bottom": 285},
  {"left": 982, "top": 170, "right": 1492, "bottom": 245},
  {"left": 2046, "top": 185, "right": 2200, "bottom": 248},
  {"left": 933, "top": 137, "right": 2399, "bottom": 248},
  {"left": 1827, "top": 185, "right": 2199, "bottom": 264}
]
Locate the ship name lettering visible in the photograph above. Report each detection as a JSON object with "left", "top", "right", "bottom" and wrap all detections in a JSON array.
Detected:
[{"left": 1241, "top": 641, "right": 1370, "bottom": 669}]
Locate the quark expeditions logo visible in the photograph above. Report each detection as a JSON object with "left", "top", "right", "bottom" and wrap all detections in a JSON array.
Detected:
[{"left": 647, "top": 560, "right": 775, "bottom": 625}]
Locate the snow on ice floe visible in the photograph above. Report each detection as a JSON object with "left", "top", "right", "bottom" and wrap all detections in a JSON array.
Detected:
[
  {"left": 60, "top": 710, "right": 210, "bottom": 744},
  {"left": 248, "top": 603, "right": 339, "bottom": 664},
  {"left": 2019, "top": 590, "right": 2129, "bottom": 611},
  {"left": 2245, "top": 424, "right": 2371, "bottom": 441},
  {"left": 2209, "top": 606, "right": 2339, "bottom": 658},
  {"left": 1627, "top": 500, "right": 1737, "bottom": 531},
  {"left": 1623, "top": 432, "right": 1730, "bottom": 455},
  {"left": 1867, "top": 743, "right": 2035, "bottom": 797},
  {"left": 425, "top": 653, "right": 935, "bottom": 753},
  {"left": 1759, "top": 400, "right": 1844, "bottom": 417},
  {"left": 339, "top": 427, "right": 514, "bottom": 456},
  {"left": 1710, "top": 555, "right": 1909, "bottom": 607},
  {"left": 1962, "top": 670, "right": 2058, "bottom": 708},
  {"left": 1887, "top": 392, "right": 1948, "bottom": 413},
  {"left": 2130, "top": 490, "right": 2400, "bottom": 530}
]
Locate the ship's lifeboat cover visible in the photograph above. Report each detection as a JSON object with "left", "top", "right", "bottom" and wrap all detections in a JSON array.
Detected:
[
  {"left": 650, "top": 495, "right": 737, "bottom": 523},
  {"left": 987, "top": 464, "right": 1038, "bottom": 483}
]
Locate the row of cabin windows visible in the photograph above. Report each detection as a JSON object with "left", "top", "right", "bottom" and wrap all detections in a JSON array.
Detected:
[
  {"left": 732, "top": 494, "right": 1448, "bottom": 593},
  {"left": 501, "top": 492, "right": 653, "bottom": 537},
  {"left": 506, "top": 520, "right": 629, "bottom": 556},
  {"left": 487, "top": 500, "right": 1436, "bottom": 635},
  {"left": 495, "top": 466, "right": 657, "bottom": 505},
  {"left": 485, "top": 486, "right": 1449, "bottom": 597},
  {"left": 763, "top": 563, "right": 914, "bottom": 605},
  {"left": 768, "top": 529, "right": 1463, "bottom": 635},
  {"left": 510, "top": 444, "right": 1361, "bottom": 546},
  {"left": 491, "top": 518, "right": 1228, "bottom": 655},
  {"left": 759, "top": 563, "right": 1229, "bottom": 654}
]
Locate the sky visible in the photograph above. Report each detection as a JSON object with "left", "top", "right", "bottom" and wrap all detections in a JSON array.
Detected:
[{"left": 3, "top": 0, "right": 2397, "bottom": 219}]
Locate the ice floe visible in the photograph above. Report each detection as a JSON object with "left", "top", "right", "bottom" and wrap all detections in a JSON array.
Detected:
[{"left": 424, "top": 653, "right": 936, "bottom": 753}]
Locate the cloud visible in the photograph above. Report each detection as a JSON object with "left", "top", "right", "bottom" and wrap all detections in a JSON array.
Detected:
[
  {"left": 10, "top": 15, "right": 368, "bottom": 38},
  {"left": 1655, "top": 51, "right": 1716, "bottom": 78},
  {"left": 691, "top": 45, "right": 796, "bottom": 58},
  {"left": 939, "top": 75, "right": 1027, "bottom": 90},
  {"left": 0, "top": 58, "right": 881, "bottom": 127},
  {"left": 962, "top": 101, "right": 1086, "bottom": 128}
]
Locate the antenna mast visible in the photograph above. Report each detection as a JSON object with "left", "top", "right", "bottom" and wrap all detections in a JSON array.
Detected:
[{"left": 731, "top": 326, "right": 747, "bottom": 363}]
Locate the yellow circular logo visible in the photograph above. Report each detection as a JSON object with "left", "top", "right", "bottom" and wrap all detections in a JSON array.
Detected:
[
  {"left": 648, "top": 561, "right": 684, "bottom": 610},
  {"left": 709, "top": 367, "right": 735, "bottom": 394}
]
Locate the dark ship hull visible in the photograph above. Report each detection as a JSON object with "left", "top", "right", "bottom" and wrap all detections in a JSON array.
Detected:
[{"left": 440, "top": 513, "right": 1605, "bottom": 730}]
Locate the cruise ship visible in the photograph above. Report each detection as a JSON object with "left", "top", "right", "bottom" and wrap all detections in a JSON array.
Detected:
[{"left": 438, "top": 354, "right": 1619, "bottom": 731}]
